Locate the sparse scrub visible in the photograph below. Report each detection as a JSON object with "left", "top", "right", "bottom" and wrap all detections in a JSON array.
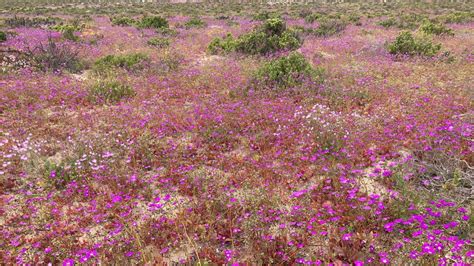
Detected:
[
  {"left": 93, "top": 53, "right": 149, "bottom": 73},
  {"left": 388, "top": 31, "right": 441, "bottom": 57},
  {"left": 27, "top": 37, "right": 83, "bottom": 72},
  {"left": 138, "top": 16, "right": 169, "bottom": 29},
  {"left": 111, "top": 16, "right": 137, "bottom": 26},
  {"left": 419, "top": 20, "right": 454, "bottom": 36},
  {"left": 89, "top": 80, "right": 135, "bottom": 104},
  {"left": 147, "top": 37, "right": 170, "bottom": 48},
  {"left": 254, "top": 52, "right": 324, "bottom": 88},
  {"left": 184, "top": 17, "right": 207, "bottom": 29},
  {"left": 209, "top": 18, "right": 302, "bottom": 55}
]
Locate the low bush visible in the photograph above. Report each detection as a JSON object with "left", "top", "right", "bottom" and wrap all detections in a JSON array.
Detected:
[
  {"left": 254, "top": 52, "right": 324, "bottom": 89},
  {"left": 51, "top": 24, "right": 82, "bottom": 41},
  {"left": 0, "top": 31, "right": 6, "bottom": 42},
  {"left": 378, "top": 14, "right": 427, "bottom": 30},
  {"left": 27, "top": 37, "right": 83, "bottom": 72},
  {"left": 147, "top": 37, "right": 170, "bottom": 48},
  {"left": 184, "top": 17, "right": 207, "bottom": 29},
  {"left": 93, "top": 53, "right": 149, "bottom": 73},
  {"left": 312, "top": 19, "right": 346, "bottom": 37},
  {"left": 111, "top": 16, "right": 137, "bottom": 26},
  {"left": 138, "top": 16, "right": 169, "bottom": 29},
  {"left": 304, "top": 13, "right": 324, "bottom": 24},
  {"left": 388, "top": 31, "right": 441, "bottom": 57},
  {"left": 88, "top": 80, "right": 135, "bottom": 104},
  {"left": 419, "top": 20, "right": 453, "bottom": 36},
  {"left": 378, "top": 17, "right": 397, "bottom": 28},
  {"left": 441, "top": 11, "right": 473, "bottom": 24},
  {"left": 208, "top": 18, "right": 303, "bottom": 55},
  {"left": 5, "top": 16, "right": 57, "bottom": 28}
]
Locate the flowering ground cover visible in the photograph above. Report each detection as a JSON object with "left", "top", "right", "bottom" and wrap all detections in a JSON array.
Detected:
[{"left": 0, "top": 1, "right": 473, "bottom": 265}]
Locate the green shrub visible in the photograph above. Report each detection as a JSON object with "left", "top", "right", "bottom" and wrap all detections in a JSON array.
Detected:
[
  {"left": 208, "top": 34, "right": 237, "bottom": 54},
  {"left": 28, "top": 37, "right": 83, "bottom": 73},
  {"left": 139, "top": 16, "right": 169, "bottom": 29},
  {"left": 89, "top": 80, "right": 135, "bottom": 104},
  {"left": 388, "top": 31, "right": 441, "bottom": 57},
  {"left": 50, "top": 24, "right": 83, "bottom": 41},
  {"left": 184, "top": 17, "right": 207, "bottom": 29},
  {"left": 147, "top": 37, "right": 170, "bottom": 48},
  {"left": 5, "top": 16, "right": 57, "bottom": 28},
  {"left": 255, "top": 52, "right": 324, "bottom": 89},
  {"left": 378, "top": 17, "right": 397, "bottom": 28},
  {"left": 419, "top": 20, "right": 453, "bottom": 36},
  {"left": 312, "top": 19, "right": 346, "bottom": 37},
  {"left": 441, "top": 12, "right": 473, "bottom": 24},
  {"left": 253, "top": 11, "right": 279, "bottom": 21},
  {"left": 43, "top": 161, "right": 79, "bottom": 189},
  {"left": 111, "top": 16, "right": 136, "bottom": 26},
  {"left": 208, "top": 18, "right": 302, "bottom": 55},
  {"left": 93, "top": 53, "right": 149, "bottom": 73},
  {"left": 305, "top": 13, "right": 324, "bottom": 24},
  {"left": 0, "top": 31, "right": 6, "bottom": 42}
]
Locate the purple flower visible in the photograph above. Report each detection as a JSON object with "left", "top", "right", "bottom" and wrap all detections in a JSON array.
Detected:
[{"left": 62, "top": 258, "right": 74, "bottom": 266}]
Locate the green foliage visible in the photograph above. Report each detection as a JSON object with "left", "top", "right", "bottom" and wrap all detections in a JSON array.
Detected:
[
  {"left": 93, "top": 53, "right": 149, "bottom": 73},
  {"left": 255, "top": 52, "right": 324, "bottom": 89},
  {"left": 43, "top": 160, "right": 79, "bottom": 189},
  {"left": 441, "top": 11, "right": 473, "bottom": 24},
  {"left": 253, "top": 11, "right": 279, "bottom": 21},
  {"left": 50, "top": 23, "right": 83, "bottom": 41},
  {"left": 208, "top": 34, "right": 237, "bottom": 54},
  {"left": 388, "top": 31, "right": 441, "bottom": 57},
  {"left": 312, "top": 19, "right": 346, "bottom": 37},
  {"left": 184, "top": 17, "right": 207, "bottom": 29},
  {"left": 378, "top": 17, "right": 397, "bottom": 28},
  {"left": 0, "top": 31, "right": 6, "bottom": 42},
  {"left": 419, "top": 20, "right": 453, "bottom": 36},
  {"left": 139, "top": 16, "right": 169, "bottom": 29},
  {"left": 147, "top": 37, "right": 170, "bottom": 48},
  {"left": 111, "top": 16, "right": 136, "bottom": 26},
  {"left": 29, "top": 37, "right": 83, "bottom": 73},
  {"left": 5, "top": 16, "right": 57, "bottom": 28},
  {"left": 305, "top": 13, "right": 324, "bottom": 24},
  {"left": 89, "top": 80, "right": 135, "bottom": 104},
  {"left": 208, "top": 18, "right": 302, "bottom": 56}
]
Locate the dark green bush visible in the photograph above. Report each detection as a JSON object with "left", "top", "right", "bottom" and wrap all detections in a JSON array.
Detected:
[
  {"left": 139, "top": 16, "right": 169, "bottom": 29},
  {"left": 253, "top": 11, "right": 279, "bottom": 21},
  {"left": 0, "top": 31, "right": 6, "bottom": 42},
  {"left": 388, "top": 31, "right": 441, "bottom": 57},
  {"left": 312, "top": 19, "right": 346, "bottom": 37},
  {"left": 28, "top": 37, "right": 83, "bottom": 73},
  {"left": 419, "top": 20, "right": 453, "bottom": 36},
  {"left": 111, "top": 16, "right": 136, "bottom": 26},
  {"left": 305, "top": 13, "right": 324, "bottom": 24},
  {"left": 184, "top": 17, "right": 207, "bottom": 29},
  {"left": 93, "top": 53, "right": 149, "bottom": 73},
  {"left": 5, "top": 16, "right": 57, "bottom": 28},
  {"left": 378, "top": 17, "right": 397, "bottom": 28},
  {"left": 89, "top": 80, "right": 135, "bottom": 104},
  {"left": 208, "top": 18, "right": 302, "bottom": 56},
  {"left": 208, "top": 34, "right": 237, "bottom": 54},
  {"left": 441, "top": 12, "right": 473, "bottom": 24},
  {"left": 147, "top": 37, "right": 170, "bottom": 48},
  {"left": 255, "top": 52, "right": 324, "bottom": 89}
]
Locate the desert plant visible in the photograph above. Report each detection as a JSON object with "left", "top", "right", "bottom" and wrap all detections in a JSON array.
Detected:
[
  {"left": 0, "top": 31, "right": 6, "bottom": 42},
  {"left": 312, "top": 19, "right": 346, "bottom": 37},
  {"left": 208, "top": 34, "right": 237, "bottom": 54},
  {"left": 5, "top": 16, "right": 57, "bottom": 28},
  {"left": 184, "top": 17, "right": 207, "bottom": 29},
  {"left": 441, "top": 11, "right": 473, "bottom": 24},
  {"left": 378, "top": 17, "right": 397, "bottom": 28},
  {"left": 419, "top": 20, "right": 454, "bottom": 36},
  {"left": 27, "top": 37, "right": 83, "bottom": 72},
  {"left": 208, "top": 18, "right": 302, "bottom": 55},
  {"left": 93, "top": 53, "right": 149, "bottom": 73},
  {"left": 304, "top": 13, "right": 324, "bottom": 24},
  {"left": 254, "top": 52, "right": 324, "bottom": 88},
  {"left": 147, "top": 37, "right": 170, "bottom": 48},
  {"left": 139, "top": 16, "right": 169, "bottom": 29},
  {"left": 89, "top": 80, "right": 135, "bottom": 104},
  {"left": 388, "top": 31, "right": 441, "bottom": 57},
  {"left": 111, "top": 16, "right": 137, "bottom": 26}
]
